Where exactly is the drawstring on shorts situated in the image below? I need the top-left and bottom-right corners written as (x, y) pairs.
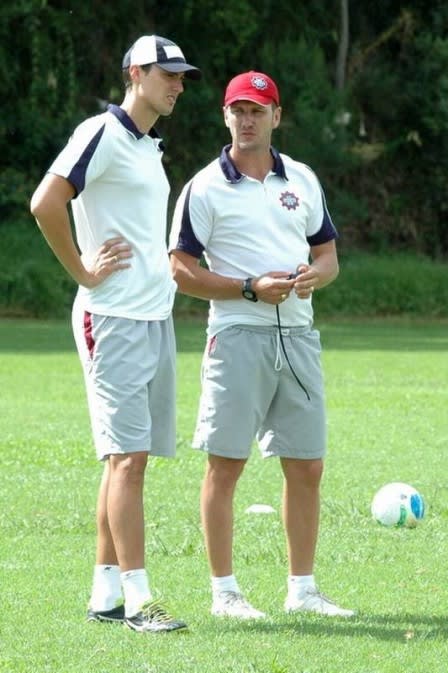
top-left (275, 306), bottom-right (310, 400)
top-left (274, 330), bottom-right (282, 371)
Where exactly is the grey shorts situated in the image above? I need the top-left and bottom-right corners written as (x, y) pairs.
top-left (72, 305), bottom-right (176, 461)
top-left (193, 324), bottom-right (326, 460)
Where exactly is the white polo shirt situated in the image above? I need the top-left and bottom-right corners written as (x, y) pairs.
top-left (49, 104), bottom-right (176, 320)
top-left (169, 145), bottom-right (338, 335)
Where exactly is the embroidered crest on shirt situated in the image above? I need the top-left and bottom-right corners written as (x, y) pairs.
top-left (280, 191), bottom-right (300, 210)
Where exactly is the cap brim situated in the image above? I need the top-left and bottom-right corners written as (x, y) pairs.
top-left (225, 95), bottom-right (272, 107)
top-left (158, 63), bottom-right (202, 80)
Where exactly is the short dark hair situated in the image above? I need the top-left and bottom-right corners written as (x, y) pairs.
top-left (122, 63), bottom-right (153, 90)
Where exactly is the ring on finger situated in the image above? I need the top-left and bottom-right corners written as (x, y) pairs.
top-left (281, 293), bottom-right (287, 300)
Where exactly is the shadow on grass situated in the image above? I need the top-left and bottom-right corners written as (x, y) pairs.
top-left (214, 611), bottom-right (448, 642)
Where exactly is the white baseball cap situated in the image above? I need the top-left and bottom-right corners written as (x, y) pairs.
top-left (122, 35), bottom-right (201, 80)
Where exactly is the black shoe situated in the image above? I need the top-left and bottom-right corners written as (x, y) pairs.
top-left (87, 604), bottom-right (125, 623)
top-left (124, 599), bottom-right (187, 633)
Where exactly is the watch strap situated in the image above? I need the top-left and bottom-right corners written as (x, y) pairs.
top-left (242, 277), bottom-right (258, 302)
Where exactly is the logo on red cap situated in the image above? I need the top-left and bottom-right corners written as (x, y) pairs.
top-left (251, 75), bottom-right (269, 91)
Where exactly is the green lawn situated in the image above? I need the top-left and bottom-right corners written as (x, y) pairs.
top-left (1, 318), bottom-right (448, 673)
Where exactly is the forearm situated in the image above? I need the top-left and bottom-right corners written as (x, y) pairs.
top-left (171, 251), bottom-right (304, 305)
top-left (308, 241), bottom-right (339, 290)
top-left (31, 175), bottom-right (90, 286)
top-left (33, 206), bottom-right (89, 286)
top-left (309, 256), bottom-right (339, 289)
top-left (172, 261), bottom-right (243, 300)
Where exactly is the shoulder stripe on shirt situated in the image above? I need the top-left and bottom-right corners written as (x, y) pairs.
top-left (307, 192), bottom-right (338, 246)
top-left (67, 124), bottom-right (106, 196)
top-left (171, 182), bottom-right (205, 258)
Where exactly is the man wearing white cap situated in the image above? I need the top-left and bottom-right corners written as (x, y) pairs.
top-left (169, 71), bottom-right (354, 619)
top-left (30, 35), bottom-right (200, 633)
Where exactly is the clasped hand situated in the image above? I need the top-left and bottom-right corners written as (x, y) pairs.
top-left (253, 266), bottom-right (316, 304)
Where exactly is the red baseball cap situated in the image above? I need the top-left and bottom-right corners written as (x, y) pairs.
top-left (224, 71), bottom-right (280, 107)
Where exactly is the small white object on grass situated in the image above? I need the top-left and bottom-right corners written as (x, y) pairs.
top-left (245, 504), bottom-right (276, 514)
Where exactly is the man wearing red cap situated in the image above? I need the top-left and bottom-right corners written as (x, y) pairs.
top-left (170, 71), bottom-right (354, 619)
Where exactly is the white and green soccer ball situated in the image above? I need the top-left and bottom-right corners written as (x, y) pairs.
top-left (371, 482), bottom-right (425, 528)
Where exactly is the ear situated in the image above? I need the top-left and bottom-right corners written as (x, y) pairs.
top-left (223, 106), bottom-right (231, 129)
top-left (129, 64), bottom-right (141, 84)
top-left (272, 106), bottom-right (282, 129)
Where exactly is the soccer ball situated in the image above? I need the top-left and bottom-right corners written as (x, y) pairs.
top-left (371, 482), bottom-right (425, 528)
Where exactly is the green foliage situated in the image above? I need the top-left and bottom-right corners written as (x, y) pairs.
top-left (4, 243), bottom-right (445, 320)
top-left (262, 36), bottom-right (361, 227)
top-left (2, 4), bottom-right (79, 172)
top-left (1, 1), bottom-right (448, 319)
top-left (347, 7), bottom-right (448, 256)
top-left (2, 228), bottom-right (447, 323)
top-left (0, 168), bottom-right (35, 220)
top-left (0, 220), bottom-right (75, 317)
top-left (315, 252), bottom-right (448, 318)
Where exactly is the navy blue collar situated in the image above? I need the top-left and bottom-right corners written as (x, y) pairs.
top-left (219, 144), bottom-right (288, 183)
top-left (107, 104), bottom-right (163, 145)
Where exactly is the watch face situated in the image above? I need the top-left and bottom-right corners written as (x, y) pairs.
top-left (242, 278), bottom-right (258, 301)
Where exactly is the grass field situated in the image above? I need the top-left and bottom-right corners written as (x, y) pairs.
top-left (1, 317), bottom-right (448, 673)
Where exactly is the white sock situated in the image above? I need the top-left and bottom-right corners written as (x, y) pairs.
top-left (121, 569), bottom-right (152, 617)
top-left (89, 564), bottom-right (122, 612)
top-left (211, 574), bottom-right (240, 598)
top-left (287, 574), bottom-right (316, 598)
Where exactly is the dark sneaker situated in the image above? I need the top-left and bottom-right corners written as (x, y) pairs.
top-left (87, 604), bottom-right (125, 623)
top-left (125, 599), bottom-right (187, 633)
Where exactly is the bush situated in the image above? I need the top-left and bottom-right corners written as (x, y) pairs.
top-left (314, 252), bottom-right (448, 318)
top-left (2, 226), bottom-right (446, 320)
top-left (0, 219), bottom-right (75, 317)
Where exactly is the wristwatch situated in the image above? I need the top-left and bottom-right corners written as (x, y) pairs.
top-left (242, 277), bottom-right (258, 302)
